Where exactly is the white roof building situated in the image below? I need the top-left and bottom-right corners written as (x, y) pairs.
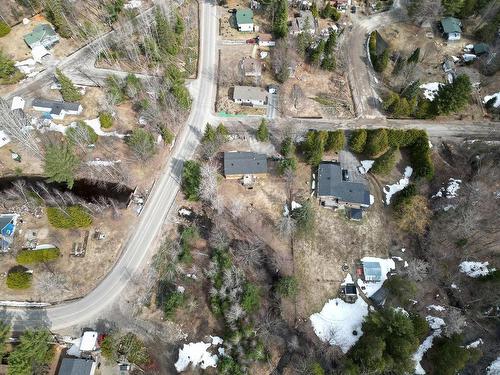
top-left (11, 97), bottom-right (26, 111)
top-left (79, 331), bottom-right (98, 352)
top-left (0, 131), bottom-right (11, 149)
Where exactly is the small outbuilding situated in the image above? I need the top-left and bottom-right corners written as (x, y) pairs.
top-left (236, 8), bottom-right (254, 32)
top-left (440, 17), bottom-right (462, 41)
top-left (24, 24), bottom-right (60, 49)
top-left (362, 261), bottom-right (382, 282)
top-left (0, 214), bottom-right (18, 251)
top-left (290, 10), bottom-right (316, 35)
top-left (473, 43), bottom-right (490, 56)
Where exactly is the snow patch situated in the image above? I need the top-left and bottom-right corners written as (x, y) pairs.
top-left (358, 160), bottom-right (374, 174)
top-left (420, 82), bottom-right (443, 101)
top-left (124, 0), bottom-right (142, 9)
top-left (459, 261), bottom-right (496, 278)
top-left (465, 338), bottom-right (483, 349)
top-left (383, 166), bottom-right (413, 205)
top-left (486, 357), bottom-right (500, 375)
top-left (83, 118), bottom-right (126, 138)
top-left (426, 316), bottom-right (445, 330)
top-left (484, 92), bottom-right (500, 108)
top-left (175, 338), bottom-right (223, 372)
top-left (413, 328), bottom-right (442, 374)
top-left (432, 178), bottom-right (461, 198)
top-left (392, 256), bottom-right (403, 261)
top-left (291, 201), bottom-right (302, 210)
top-left (427, 305), bottom-right (445, 312)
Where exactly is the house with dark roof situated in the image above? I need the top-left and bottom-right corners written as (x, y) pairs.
top-left (58, 358), bottom-right (96, 375)
top-left (24, 24), bottom-right (60, 49)
top-left (0, 214), bottom-right (18, 252)
top-left (223, 152), bottom-right (268, 183)
top-left (316, 162), bottom-right (371, 210)
top-left (32, 98), bottom-right (83, 120)
top-left (440, 17), bottom-right (462, 41)
top-left (290, 10), bottom-right (316, 35)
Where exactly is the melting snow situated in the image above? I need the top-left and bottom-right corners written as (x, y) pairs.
top-left (383, 166), bottom-right (413, 205)
top-left (466, 338), bottom-right (483, 349)
top-left (175, 337), bottom-right (224, 372)
top-left (487, 357), bottom-right (500, 375)
top-left (432, 178), bottom-right (462, 198)
top-left (413, 316), bottom-right (446, 374)
top-left (420, 82), bottom-right (443, 101)
top-left (392, 256), bottom-right (403, 261)
top-left (358, 160), bottom-right (375, 174)
top-left (426, 316), bottom-right (445, 330)
top-left (484, 92), bottom-right (500, 108)
top-left (451, 283), bottom-right (458, 289)
top-left (357, 257), bottom-right (396, 298)
top-left (291, 201), bottom-right (302, 210)
top-left (427, 305), bottom-right (445, 312)
top-left (459, 261), bottom-right (496, 278)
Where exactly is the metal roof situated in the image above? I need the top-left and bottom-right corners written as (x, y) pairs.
top-left (349, 208), bottom-right (363, 221)
top-left (363, 261), bottom-right (382, 282)
top-left (236, 8), bottom-right (254, 25)
top-left (473, 43), bottom-right (489, 55)
top-left (317, 162), bottom-right (370, 205)
top-left (233, 86), bottom-right (268, 102)
top-left (58, 358), bottom-right (95, 375)
top-left (224, 152), bottom-right (267, 176)
top-left (0, 215), bottom-right (15, 233)
top-left (441, 17), bottom-right (462, 34)
top-left (24, 24), bottom-right (57, 46)
top-left (32, 98), bottom-right (81, 114)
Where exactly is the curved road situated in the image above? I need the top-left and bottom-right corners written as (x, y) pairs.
top-left (2, 0), bottom-right (218, 332)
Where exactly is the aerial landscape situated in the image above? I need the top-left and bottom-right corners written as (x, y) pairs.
top-left (0, 0), bottom-right (498, 374)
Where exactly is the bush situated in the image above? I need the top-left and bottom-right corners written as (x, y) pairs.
top-left (16, 248), bottom-right (60, 265)
top-left (371, 147), bottom-right (397, 175)
top-left (47, 206), bottom-right (93, 229)
top-left (56, 68), bottom-right (82, 102)
top-left (276, 276), bottom-right (298, 297)
top-left (241, 283), bottom-right (260, 313)
top-left (391, 183), bottom-right (417, 210)
top-left (387, 129), bottom-right (424, 148)
top-left (171, 83), bottom-right (191, 109)
top-left (66, 122), bottom-right (98, 145)
top-left (303, 130), bottom-right (326, 166)
top-left (179, 226), bottom-right (199, 264)
top-left (163, 290), bottom-right (185, 319)
top-left (278, 157), bottom-right (297, 175)
top-left (291, 200), bottom-right (315, 235)
top-left (160, 127), bottom-right (174, 144)
top-left (349, 129), bottom-right (367, 153)
top-left (409, 134), bottom-right (434, 180)
top-left (0, 50), bottom-right (23, 84)
top-left (281, 136), bottom-right (295, 158)
top-left (0, 21), bottom-right (11, 37)
top-left (126, 129), bottom-right (156, 160)
top-left (105, 75), bottom-right (125, 103)
top-left (365, 129), bottom-right (389, 158)
top-left (6, 266), bottom-right (32, 289)
top-left (324, 130), bottom-right (345, 152)
top-left (309, 362), bottom-right (326, 375)
top-left (99, 112), bottom-right (113, 129)
top-left (385, 275), bottom-right (417, 304)
top-left (181, 160), bottom-right (201, 200)
top-left (100, 335), bottom-right (116, 361)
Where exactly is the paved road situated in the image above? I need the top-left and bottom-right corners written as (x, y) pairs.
top-left (0, 0), bottom-right (218, 332)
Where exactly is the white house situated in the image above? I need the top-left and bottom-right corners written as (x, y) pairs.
top-left (440, 17), bottom-right (462, 41)
top-left (32, 98), bottom-right (83, 120)
top-left (233, 86), bottom-right (268, 106)
top-left (236, 9), bottom-right (254, 32)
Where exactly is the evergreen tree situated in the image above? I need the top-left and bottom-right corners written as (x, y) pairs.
top-left (155, 10), bottom-right (178, 56)
top-left (324, 130), bottom-right (345, 151)
top-left (311, 2), bottom-right (319, 18)
top-left (428, 334), bottom-right (479, 375)
top-left (407, 47), bottom-right (420, 64)
top-left (273, 0), bottom-right (289, 38)
top-left (434, 74), bottom-right (472, 115)
top-left (443, 0), bottom-right (465, 15)
top-left (8, 330), bottom-right (54, 375)
top-left (349, 129), bottom-right (367, 153)
top-left (0, 321), bottom-right (10, 354)
top-left (44, 0), bottom-right (72, 38)
top-left (0, 50), bottom-right (16, 79)
top-left (401, 80), bottom-right (420, 100)
top-left (256, 119), bottom-right (269, 141)
top-left (44, 142), bottom-right (80, 189)
top-left (365, 129), bottom-right (389, 157)
top-left (392, 55), bottom-right (406, 75)
top-left (56, 68), bottom-right (82, 102)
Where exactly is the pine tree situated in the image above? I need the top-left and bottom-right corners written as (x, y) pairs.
top-left (0, 50), bottom-right (16, 79)
top-left (56, 68), bottom-right (82, 102)
top-left (44, 0), bottom-right (72, 38)
top-left (44, 142), bottom-right (80, 189)
top-left (256, 119), bottom-right (269, 141)
top-left (434, 74), bottom-right (471, 115)
top-left (155, 10), bottom-right (178, 56)
top-left (273, 0), bottom-right (289, 38)
top-left (407, 48), bottom-right (420, 64)
top-left (8, 330), bottom-right (54, 375)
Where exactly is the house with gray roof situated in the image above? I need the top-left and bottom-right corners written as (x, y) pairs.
top-left (233, 86), bottom-right (268, 106)
top-left (0, 214), bottom-right (18, 252)
top-left (58, 358), bottom-right (96, 375)
top-left (440, 17), bottom-right (462, 41)
top-left (223, 152), bottom-right (268, 182)
top-left (290, 10), bottom-right (316, 35)
top-left (32, 98), bottom-right (83, 120)
top-left (317, 162), bottom-right (371, 210)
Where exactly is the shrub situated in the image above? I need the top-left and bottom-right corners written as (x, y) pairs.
top-left (171, 83), bottom-right (191, 109)
top-left (291, 200), bottom-right (315, 235)
top-left (409, 134), bottom-right (434, 180)
top-left (280, 136), bottom-right (295, 158)
top-left (278, 157), bottom-right (297, 175)
top-left (163, 290), bottom-right (185, 319)
top-left (309, 362), bottom-right (326, 375)
top-left (16, 248), bottom-right (60, 265)
top-left (349, 129), bottom-right (367, 153)
top-left (99, 112), bottom-right (113, 129)
top-left (179, 226), bottom-right (199, 264)
top-left (6, 266), bottom-right (32, 289)
top-left (160, 127), bottom-right (174, 144)
top-left (43, 142), bottom-right (80, 189)
top-left (385, 275), bottom-right (417, 304)
top-left (0, 21), bottom-right (11, 37)
top-left (391, 183), bottom-right (417, 210)
top-left (411, 312), bottom-right (430, 341)
top-left (118, 333), bottom-right (150, 366)
top-left (241, 283), bottom-right (260, 313)
top-left (105, 75), bottom-right (125, 103)
top-left (371, 147), bottom-right (397, 175)
top-left (0, 50), bottom-right (22, 84)
top-left (126, 129), bottom-right (156, 160)
top-left (387, 129), bottom-right (424, 148)
top-left (324, 130), bottom-right (345, 152)
top-left (47, 206), bottom-right (93, 229)
top-left (365, 129), bottom-right (389, 158)
top-left (181, 160), bottom-right (201, 200)
top-left (303, 130), bottom-right (326, 166)
top-left (100, 335), bottom-right (116, 360)
top-left (66, 121), bottom-right (98, 145)
top-left (276, 276), bottom-right (298, 297)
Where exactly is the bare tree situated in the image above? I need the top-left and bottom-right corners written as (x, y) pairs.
top-left (199, 162), bottom-right (219, 207)
top-left (407, 0), bottom-right (442, 25)
top-left (231, 240), bottom-right (264, 268)
top-left (0, 99), bottom-right (43, 159)
top-left (36, 272), bottom-right (69, 298)
top-left (278, 215), bottom-right (296, 238)
top-left (444, 308), bottom-right (467, 337)
top-left (405, 258), bottom-right (429, 282)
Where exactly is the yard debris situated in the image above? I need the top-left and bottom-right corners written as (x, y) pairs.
top-left (11, 96), bottom-right (25, 110)
top-left (427, 305), bottom-right (446, 312)
top-left (459, 261), bottom-right (496, 278)
top-left (383, 166), bottom-right (413, 205)
top-left (432, 178), bottom-right (461, 198)
top-left (124, 0), bottom-right (142, 9)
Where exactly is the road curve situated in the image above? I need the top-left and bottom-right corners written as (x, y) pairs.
top-left (1, 0), bottom-right (218, 332)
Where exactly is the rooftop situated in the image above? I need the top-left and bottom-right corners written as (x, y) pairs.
top-left (236, 8), bottom-right (254, 25)
top-left (58, 358), bottom-right (95, 375)
top-left (233, 86), bottom-right (268, 102)
top-left (32, 98), bottom-right (81, 115)
top-left (317, 162), bottom-right (370, 206)
top-left (473, 43), bottom-right (489, 55)
top-left (24, 24), bottom-right (57, 46)
top-left (224, 151), bottom-right (268, 176)
top-left (441, 17), bottom-right (462, 34)
top-left (363, 261), bottom-right (382, 282)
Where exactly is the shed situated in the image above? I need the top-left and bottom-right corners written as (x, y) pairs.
top-left (362, 261), bottom-right (382, 282)
top-left (24, 24), bottom-right (60, 49)
top-left (240, 58), bottom-right (262, 77)
top-left (348, 208), bottom-right (363, 221)
top-left (223, 151), bottom-right (268, 179)
top-left (58, 358), bottom-right (96, 375)
top-left (236, 9), bottom-right (254, 32)
top-left (370, 286), bottom-right (389, 307)
top-left (440, 17), bottom-right (461, 41)
top-left (473, 43), bottom-right (489, 56)
top-left (79, 331), bottom-right (98, 352)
